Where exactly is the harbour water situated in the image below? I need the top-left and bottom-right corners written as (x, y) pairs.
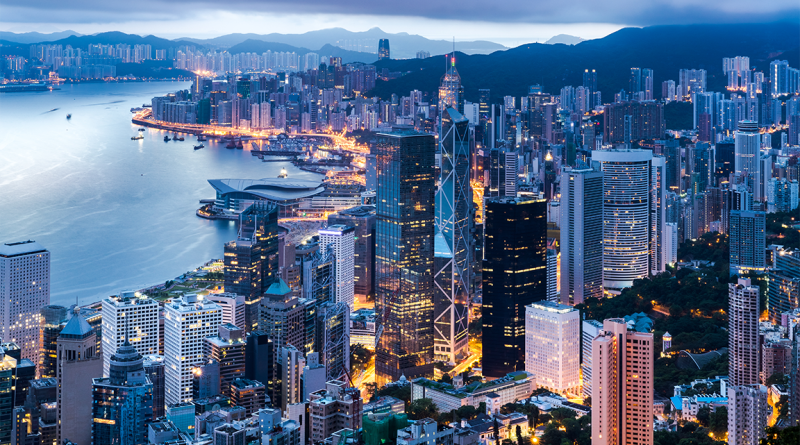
top-left (0, 81), bottom-right (321, 305)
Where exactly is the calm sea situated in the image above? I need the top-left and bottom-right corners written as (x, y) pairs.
top-left (0, 81), bottom-right (320, 305)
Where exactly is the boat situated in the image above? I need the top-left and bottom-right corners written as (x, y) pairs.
top-left (176, 136), bottom-right (185, 141)
top-left (277, 168), bottom-right (288, 178)
top-left (66, 114), bottom-right (71, 119)
top-left (236, 139), bottom-right (244, 149)
top-left (194, 144), bottom-right (204, 150)
top-left (197, 135), bottom-right (207, 141)
top-left (226, 140), bottom-right (236, 149)
top-left (164, 135), bottom-right (171, 142)
top-left (138, 128), bottom-right (146, 131)
top-left (131, 135), bottom-right (144, 140)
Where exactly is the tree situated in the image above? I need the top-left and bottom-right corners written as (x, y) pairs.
top-left (493, 418), bottom-right (500, 443)
top-left (408, 398), bottom-right (438, 420)
top-left (708, 407), bottom-right (727, 435)
top-left (549, 407), bottom-right (577, 422)
top-left (696, 406), bottom-right (711, 427)
top-left (765, 372), bottom-right (788, 386)
top-left (515, 425), bottom-right (523, 445)
top-left (761, 426), bottom-right (800, 444)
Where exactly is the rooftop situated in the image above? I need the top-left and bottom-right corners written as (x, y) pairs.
top-left (208, 178), bottom-right (324, 202)
top-left (0, 240), bottom-right (47, 257)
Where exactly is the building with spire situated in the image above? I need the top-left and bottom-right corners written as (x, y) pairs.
top-left (434, 107), bottom-right (472, 364)
top-left (438, 54), bottom-right (462, 115)
top-left (57, 312), bottom-right (103, 445)
top-left (91, 339), bottom-right (154, 445)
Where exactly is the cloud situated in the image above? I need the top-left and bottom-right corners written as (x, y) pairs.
top-left (2, 0), bottom-right (798, 26)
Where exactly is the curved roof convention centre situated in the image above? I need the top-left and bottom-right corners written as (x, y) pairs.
top-left (208, 178), bottom-right (325, 202)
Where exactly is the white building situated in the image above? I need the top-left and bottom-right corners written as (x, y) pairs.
top-left (101, 291), bottom-right (160, 377)
top-left (581, 319), bottom-right (603, 398)
top-left (0, 241), bottom-right (50, 363)
top-left (319, 225), bottom-right (355, 310)
top-left (524, 302), bottom-right (581, 395)
top-left (735, 121), bottom-right (761, 199)
top-left (727, 384), bottom-right (769, 445)
top-left (163, 294), bottom-right (222, 405)
top-left (205, 292), bottom-right (246, 330)
top-left (729, 279), bottom-right (760, 386)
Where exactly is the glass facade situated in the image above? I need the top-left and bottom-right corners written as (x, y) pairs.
top-left (482, 197), bottom-right (547, 378)
top-left (373, 130), bottom-right (436, 385)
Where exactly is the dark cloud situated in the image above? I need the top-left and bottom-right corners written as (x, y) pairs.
top-left (2, 0), bottom-right (799, 25)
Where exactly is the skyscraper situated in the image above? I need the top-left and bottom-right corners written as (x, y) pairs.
top-left (735, 121), bottom-right (761, 199)
top-left (373, 130), bottom-right (436, 385)
top-left (559, 167), bottom-right (604, 305)
top-left (163, 294), bottom-right (222, 405)
top-left (91, 340), bottom-right (154, 445)
top-left (328, 206), bottom-right (376, 302)
top-left (57, 313), bottom-right (102, 445)
top-left (729, 279), bottom-right (760, 387)
top-left (204, 323), bottom-right (247, 397)
top-left (101, 291), bottom-right (160, 377)
top-left (729, 210), bottom-right (766, 276)
top-left (524, 302), bottom-right (580, 395)
top-left (434, 107), bottom-right (472, 364)
top-left (482, 197), bottom-right (547, 377)
top-left (727, 384), bottom-right (769, 445)
top-left (0, 347), bottom-right (16, 445)
top-left (767, 251), bottom-right (800, 323)
top-left (245, 331), bottom-right (275, 405)
top-left (438, 55), bottom-right (461, 114)
top-left (580, 319), bottom-right (603, 398)
top-left (317, 302), bottom-right (350, 382)
top-left (143, 355), bottom-right (165, 419)
top-left (629, 67), bottom-right (642, 95)
top-left (591, 318), bottom-right (654, 445)
top-left (319, 225), bottom-right (356, 310)
top-left (592, 149), bottom-right (655, 293)
top-left (378, 39), bottom-right (390, 60)
top-left (1, 241), bottom-right (50, 363)
top-left (38, 305), bottom-right (68, 379)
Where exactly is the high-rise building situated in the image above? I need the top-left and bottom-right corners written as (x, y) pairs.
top-left (438, 55), bottom-right (461, 114)
top-left (302, 245), bottom-right (335, 304)
top-left (524, 302), bottom-right (580, 395)
top-left (101, 291), bottom-right (160, 377)
top-left (319, 225), bottom-right (356, 310)
top-left (317, 302), bottom-right (350, 382)
top-left (0, 347), bottom-right (16, 445)
top-left (603, 102), bottom-right (665, 143)
top-left (205, 293), bottom-right (246, 330)
top-left (580, 319), bottom-right (603, 398)
top-left (143, 355), bottom-right (165, 418)
top-left (12, 387), bottom-right (40, 445)
top-left (1, 241), bottom-right (50, 363)
top-left (57, 313), bottom-right (102, 445)
top-left (192, 359), bottom-right (220, 400)
top-left (642, 68), bottom-right (654, 100)
top-left (735, 121), bottom-right (761, 199)
top-left (729, 279), bottom-right (760, 386)
top-left (38, 305), bottom-right (68, 379)
top-left (245, 331), bottom-right (275, 405)
top-left (163, 294), bottom-right (222, 405)
top-left (230, 378), bottom-right (266, 417)
top-left (559, 167), bottom-right (604, 305)
top-left (729, 210), bottom-right (766, 276)
top-left (204, 323), bottom-right (247, 397)
top-left (378, 39), bottom-right (390, 60)
top-left (328, 206), bottom-right (376, 302)
top-left (727, 384), bottom-right (769, 445)
top-left (767, 251), bottom-right (800, 323)
top-left (591, 318), bottom-right (654, 445)
top-left (434, 107), bottom-right (472, 364)
top-left (373, 131), bottom-right (436, 385)
top-left (629, 67), bottom-right (642, 95)
top-left (276, 346), bottom-right (305, 412)
top-left (592, 149), bottom-right (656, 293)
top-left (91, 340), bottom-right (154, 445)
top-left (308, 380), bottom-right (362, 443)
top-left (482, 197), bottom-right (547, 377)
top-left (259, 279), bottom-right (307, 353)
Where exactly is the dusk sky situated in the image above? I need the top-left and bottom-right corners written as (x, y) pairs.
top-left (2, 0), bottom-right (799, 45)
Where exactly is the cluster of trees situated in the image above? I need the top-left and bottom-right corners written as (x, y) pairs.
top-left (537, 409), bottom-right (591, 445)
top-left (766, 211), bottom-right (800, 250)
top-left (654, 420), bottom-right (727, 445)
top-left (350, 343), bottom-right (373, 374)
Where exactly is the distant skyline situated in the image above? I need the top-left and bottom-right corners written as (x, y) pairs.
top-left (2, 0), bottom-right (798, 47)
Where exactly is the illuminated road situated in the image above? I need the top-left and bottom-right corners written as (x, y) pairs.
top-left (356, 362), bottom-right (376, 401)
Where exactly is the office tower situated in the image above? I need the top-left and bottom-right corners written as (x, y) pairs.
top-left (729, 279), bottom-right (760, 386)
top-left (1, 241), bottom-right (50, 363)
top-left (302, 245), bottom-right (335, 304)
top-left (768, 251), bottom-right (800, 323)
top-left (591, 318), bottom-right (654, 445)
top-left (319, 225), bottom-right (356, 310)
top-left (328, 206), bottom-right (376, 302)
top-left (276, 346), bottom-right (305, 412)
top-left (316, 302), bottom-right (350, 382)
top-left (378, 39), bottom-right (390, 60)
top-left (91, 340), bottom-right (154, 445)
top-left (583, 69), bottom-right (597, 95)
top-left (12, 389), bottom-right (40, 445)
top-left (165, 402), bottom-right (195, 435)
top-left (438, 55), bottom-right (461, 113)
top-left (433, 107), bottom-right (472, 364)
top-left (482, 197), bottom-right (547, 377)
top-left (302, 352), bottom-right (327, 401)
top-left (559, 167), bottom-right (603, 305)
top-left (163, 294), bottom-right (222, 405)
top-left (205, 324), bottom-right (246, 397)
top-left (38, 305), bottom-right (67, 379)
top-left (546, 249), bottom-right (559, 302)
top-left (524, 302), bottom-right (580, 395)
top-left (245, 331), bottom-right (274, 404)
top-left (629, 67), bottom-right (641, 95)
top-left (642, 68), bottom-right (654, 100)
top-left (259, 279), bottom-right (306, 352)
top-left (3, 342), bottom-right (35, 408)
top-left (56, 313), bottom-right (102, 445)
top-left (679, 69), bottom-right (707, 99)
top-left (581, 319), bottom-right (603, 398)
top-left (592, 149), bottom-right (654, 293)
top-left (308, 380), bottom-right (362, 443)
top-left (212, 424), bottom-right (246, 445)
top-left (373, 131), bottom-right (436, 385)
top-left (478, 89), bottom-right (491, 125)
top-left (224, 202), bottom-right (279, 332)
top-left (0, 347), bottom-right (15, 445)
top-left (602, 101), bottom-right (665, 143)
top-left (735, 120), bottom-right (760, 186)
top-left (143, 355), bottom-right (165, 418)
top-left (230, 378), bottom-right (265, 417)
top-left (101, 291), bottom-right (159, 377)
top-left (727, 384), bottom-right (769, 445)
top-left (729, 210), bottom-right (766, 276)
top-left (663, 139), bottom-right (682, 192)
top-left (205, 293), bottom-right (246, 330)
